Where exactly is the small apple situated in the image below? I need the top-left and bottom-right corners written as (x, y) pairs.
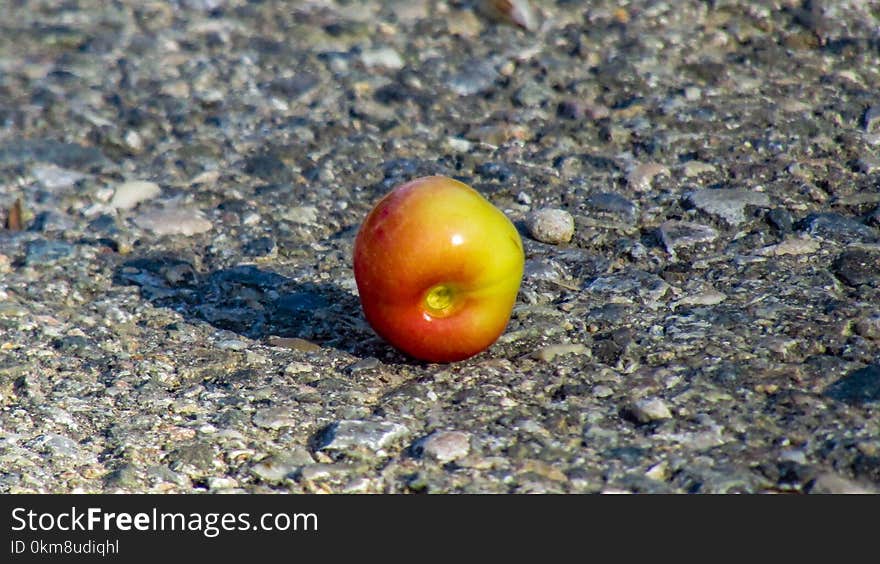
top-left (353, 175), bottom-right (524, 362)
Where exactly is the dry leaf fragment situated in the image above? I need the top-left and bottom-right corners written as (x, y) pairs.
top-left (5, 198), bottom-right (23, 231)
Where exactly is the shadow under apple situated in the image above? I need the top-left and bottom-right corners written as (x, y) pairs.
top-left (112, 252), bottom-right (387, 358)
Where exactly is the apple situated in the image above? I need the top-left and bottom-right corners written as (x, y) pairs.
top-left (353, 175), bottom-right (525, 362)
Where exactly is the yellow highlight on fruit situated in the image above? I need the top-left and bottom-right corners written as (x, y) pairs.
top-left (425, 284), bottom-right (454, 315)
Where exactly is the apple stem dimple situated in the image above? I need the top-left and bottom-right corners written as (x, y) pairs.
top-left (424, 284), bottom-right (454, 315)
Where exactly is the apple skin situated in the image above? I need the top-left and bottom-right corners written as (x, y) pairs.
top-left (353, 175), bottom-right (525, 363)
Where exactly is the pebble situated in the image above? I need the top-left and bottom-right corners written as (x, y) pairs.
top-left (412, 431), bottom-right (471, 462)
top-left (533, 343), bottom-right (588, 362)
top-left (283, 206), bottom-right (318, 225)
top-left (253, 407), bottom-right (297, 430)
top-left (30, 211), bottom-right (76, 233)
top-left (513, 82), bottom-right (553, 107)
top-left (267, 74), bottom-right (318, 101)
top-left (824, 365), bottom-right (880, 406)
top-left (681, 161), bottom-right (717, 177)
top-left (684, 188), bottom-right (770, 226)
top-left (34, 434), bottom-right (81, 458)
top-left (251, 448), bottom-right (315, 483)
top-left (855, 155), bottom-right (880, 174)
top-left (657, 220), bottom-right (719, 254)
top-left (345, 357), bottom-right (380, 374)
top-left (216, 339), bottom-right (248, 351)
top-left (587, 269), bottom-right (670, 302)
top-left (526, 208), bottom-right (575, 244)
top-left (105, 464), bottom-right (141, 489)
top-left (243, 152), bottom-right (291, 182)
top-left (766, 208), bottom-right (794, 233)
top-left (31, 164), bottom-right (86, 191)
top-left (557, 100), bottom-right (611, 121)
top-left (854, 314), bottom-right (880, 341)
top-left (267, 337), bottom-right (322, 352)
top-left (445, 137), bottom-right (472, 152)
top-left (167, 442), bottom-right (215, 472)
top-left (832, 249), bottom-right (880, 286)
top-left (624, 398), bottom-right (673, 424)
top-left (298, 463), bottom-right (354, 482)
top-left (447, 59), bottom-right (498, 96)
top-left (0, 139), bottom-right (106, 170)
top-left (284, 361), bottom-right (313, 375)
top-left (810, 472), bottom-right (877, 494)
top-left (133, 207), bottom-right (213, 235)
top-left (796, 213), bottom-right (879, 243)
top-left (24, 240), bottom-right (75, 265)
top-left (627, 162), bottom-right (670, 191)
top-left (671, 290), bottom-right (727, 309)
top-left (360, 47), bottom-right (404, 69)
top-left (314, 420), bottom-right (409, 452)
top-left (586, 192), bottom-right (637, 220)
top-left (863, 105), bottom-right (880, 133)
top-left (110, 180), bottom-right (162, 210)
top-left (757, 237), bottom-right (820, 256)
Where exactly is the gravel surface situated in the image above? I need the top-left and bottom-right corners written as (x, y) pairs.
top-left (1, 0), bottom-right (880, 494)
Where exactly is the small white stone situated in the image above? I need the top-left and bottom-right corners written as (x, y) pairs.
top-left (31, 164), bottom-right (86, 191)
top-left (284, 361), bottom-right (312, 375)
top-left (516, 191), bottom-right (532, 205)
top-left (629, 397), bottom-right (673, 423)
top-left (758, 237), bottom-right (820, 256)
top-left (360, 47), bottom-right (404, 69)
top-left (283, 206), bottom-right (318, 225)
top-left (124, 130), bottom-right (144, 152)
top-left (527, 208), bottom-right (574, 245)
top-left (682, 160), bottom-right (717, 177)
top-left (445, 137), bottom-right (473, 152)
top-left (417, 431), bottom-right (471, 462)
top-left (133, 207), bottom-right (213, 236)
top-left (627, 162), bottom-right (670, 191)
top-left (533, 343), bottom-right (587, 362)
top-left (111, 181), bottom-right (162, 210)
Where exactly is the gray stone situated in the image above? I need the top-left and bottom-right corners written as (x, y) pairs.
top-left (796, 213), bottom-right (879, 243)
top-left (314, 420), bottom-right (409, 452)
top-left (0, 139), bottom-right (107, 169)
top-left (684, 188), bottom-right (770, 225)
top-left (447, 59), bottom-right (498, 96)
top-left (824, 365), bottom-right (880, 406)
top-left (253, 407), bottom-right (297, 430)
top-left (251, 448), bottom-right (315, 483)
top-left (133, 208), bottom-right (213, 235)
top-left (167, 442), bottom-right (215, 472)
top-left (657, 220), bottom-right (719, 254)
top-left (360, 47), bottom-right (404, 69)
top-left (104, 464), bottom-right (141, 489)
top-left (526, 208), bottom-right (575, 244)
top-left (412, 431), bottom-right (471, 462)
top-left (513, 82), bottom-right (553, 107)
top-left (624, 398), bottom-right (673, 424)
top-left (863, 105), bottom-right (880, 133)
top-left (587, 192), bottom-right (637, 220)
top-left (31, 164), bottom-right (87, 190)
top-left (35, 434), bottom-right (81, 458)
top-left (832, 250), bottom-right (880, 286)
top-left (810, 472), bottom-right (877, 494)
top-left (110, 180), bottom-right (162, 210)
top-left (24, 240), bottom-right (75, 265)
top-left (587, 269), bottom-right (670, 301)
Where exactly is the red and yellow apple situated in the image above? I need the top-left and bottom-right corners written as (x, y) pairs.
top-left (353, 175), bottom-right (524, 362)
